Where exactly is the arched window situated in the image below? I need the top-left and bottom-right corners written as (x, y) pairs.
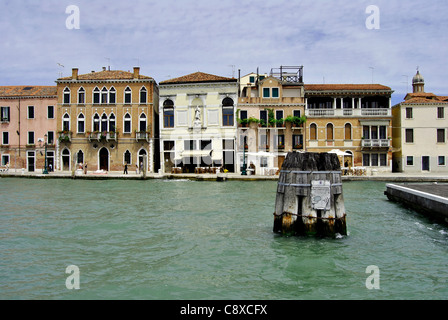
top-left (77, 113), bottom-right (85, 133)
top-left (62, 113), bottom-right (70, 131)
top-left (310, 123), bottom-right (317, 140)
top-left (222, 97), bottom-right (234, 126)
top-left (109, 113), bottom-right (116, 132)
top-left (78, 87), bottom-right (85, 104)
top-left (63, 87), bottom-right (71, 104)
top-left (93, 87), bottom-right (100, 104)
top-left (93, 113), bottom-right (100, 131)
top-left (140, 87), bottom-right (147, 104)
top-left (124, 150), bottom-right (131, 165)
top-left (101, 113), bottom-right (108, 132)
top-left (109, 87), bottom-right (116, 104)
top-left (77, 150), bottom-right (84, 164)
top-left (124, 113), bottom-right (131, 133)
top-left (326, 123), bottom-right (334, 140)
top-left (139, 113), bottom-right (147, 132)
top-left (163, 100), bottom-right (174, 128)
top-left (345, 123), bottom-right (352, 140)
top-left (101, 87), bottom-right (108, 104)
top-left (124, 87), bottom-right (132, 104)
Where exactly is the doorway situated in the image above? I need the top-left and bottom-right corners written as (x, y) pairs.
top-left (27, 151), bottom-right (35, 172)
top-left (62, 149), bottom-right (70, 171)
top-left (99, 147), bottom-right (109, 171)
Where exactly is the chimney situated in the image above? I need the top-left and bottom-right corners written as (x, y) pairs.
top-left (133, 67), bottom-right (140, 79)
top-left (72, 68), bottom-right (79, 80)
top-left (102, 67), bottom-right (106, 71)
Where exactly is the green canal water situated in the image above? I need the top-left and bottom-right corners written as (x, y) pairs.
top-left (1, 178), bottom-right (447, 300)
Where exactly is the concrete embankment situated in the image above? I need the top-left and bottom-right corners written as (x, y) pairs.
top-left (385, 183), bottom-right (448, 224)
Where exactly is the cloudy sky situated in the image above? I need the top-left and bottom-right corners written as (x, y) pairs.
top-left (1, 0), bottom-right (447, 104)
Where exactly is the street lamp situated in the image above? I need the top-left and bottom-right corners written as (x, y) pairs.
top-left (43, 134), bottom-right (48, 174)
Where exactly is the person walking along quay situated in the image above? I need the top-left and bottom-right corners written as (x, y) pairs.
top-left (124, 163), bottom-right (128, 175)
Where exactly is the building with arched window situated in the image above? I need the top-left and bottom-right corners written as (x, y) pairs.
top-left (304, 83), bottom-right (394, 173)
top-left (158, 72), bottom-right (238, 174)
top-left (55, 67), bottom-right (159, 173)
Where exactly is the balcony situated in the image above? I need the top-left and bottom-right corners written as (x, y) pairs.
top-left (107, 131), bottom-right (118, 142)
top-left (58, 131), bottom-right (72, 143)
top-left (306, 108), bottom-right (391, 117)
top-left (362, 139), bottom-right (390, 148)
top-left (136, 131), bottom-right (150, 143)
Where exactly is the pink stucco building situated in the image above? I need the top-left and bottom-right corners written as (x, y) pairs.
top-left (0, 86), bottom-right (57, 172)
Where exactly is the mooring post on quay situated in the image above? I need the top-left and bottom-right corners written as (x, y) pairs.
top-left (273, 152), bottom-right (347, 238)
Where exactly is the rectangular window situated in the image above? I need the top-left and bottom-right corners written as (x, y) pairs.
top-left (363, 126), bottom-right (370, 139)
top-left (223, 139), bottom-right (234, 151)
top-left (379, 126), bottom-right (387, 140)
top-left (28, 106), bottom-right (34, 119)
top-left (201, 140), bottom-right (212, 150)
top-left (437, 129), bottom-right (446, 143)
top-left (293, 134), bottom-right (303, 149)
top-left (263, 88), bottom-right (270, 98)
top-left (371, 153), bottom-right (379, 166)
top-left (275, 134), bottom-right (285, 149)
top-left (47, 131), bottom-right (54, 145)
top-left (164, 108), bottom-right (174, 128)
top-left (380, 154), bottom-right (387, 166)
top-left (405, 107), bottom-right (413, 119)
top-left (184, 140), bottom-right (196, 151)
top-left (363, 153), bottom-right (370, 166)
top-left (406, 156), bottom-right (414, 166)
top-left (47, 106), bottom-right (54, 119)
top-left (240, 110), bottom-right (248, 120)
top-left (437, 107), bottom-right (445, 119)
top-left (2, 132), bottom-right (9, 145)
top-left (438, 156), bottom-right (446, 166)
top-left (405, 129), bottom-right (414, 143)
top-left (222, 107), bottom-right (234, 126)
top-left (249, 76), bottom-right (255, 83)
top-left (2, 154), bottom-right (10, 166)
top-left (28, 131), bottom-right (35, 145)
top-left (260, 157), bottom-right (268, 168)
top-left (260, 110), bottom-right (267, 127)
top-left (1, 106), bottom-right (10, 122)
top-left (293, 110), bottom-right (301, 118)
top-left (272, 88), bottom-right (279, 98)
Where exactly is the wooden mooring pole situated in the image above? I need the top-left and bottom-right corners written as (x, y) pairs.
top-left (273, 152), bottom-right (347, 238)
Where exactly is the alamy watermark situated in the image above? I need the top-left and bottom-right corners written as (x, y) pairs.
top-left (65, 265), bottom-right (80, 290)
top-left (365, 5), bottom-right (380, 30)
top-left (365, 265), bottom-right (380, 290)
top-left (66, 5), bottom-right (80, 30)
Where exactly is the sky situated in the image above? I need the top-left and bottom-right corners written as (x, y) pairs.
top-left (1, 0), bottom-right (447, 105)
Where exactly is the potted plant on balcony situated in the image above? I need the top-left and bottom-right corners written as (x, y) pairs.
top-left (258, 119), bottom-right (267, 127)
top-left (284, 115), bottom-right (295, 126)
top-left (238, 118), bottom-right (249, 127)
top-left (293, 143), bottom-right (303, 150)
top-left (247, 117), bottom-right (260, 126)
top-left (276, 118), bottom-right (285, 127)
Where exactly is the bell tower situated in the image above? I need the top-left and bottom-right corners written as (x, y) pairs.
top-left (412, 68), bottom-right (425, 93)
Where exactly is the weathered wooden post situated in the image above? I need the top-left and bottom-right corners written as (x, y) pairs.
top-left (273, 152), bottom-right (347, 237)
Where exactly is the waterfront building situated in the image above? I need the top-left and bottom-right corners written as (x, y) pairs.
top-left (55, 67), bottom-right (159, 172)
top-left (392, 70), bottom-right (448, 173)
top-left (0, 86), bottom-right (57, 172)
top-left (158, 72), bottom-right (238, 173)
top-left (237, 66), bottom-right (306, 174)
top-left (304, 83), bottom-right (394, 173)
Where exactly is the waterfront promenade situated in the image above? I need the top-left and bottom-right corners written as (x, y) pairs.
top-left (1, 169), bottom-right (447, 182)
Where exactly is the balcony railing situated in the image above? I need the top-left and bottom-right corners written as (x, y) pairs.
top-left (107, 131), bottom-right (118, 142)
top-left (362, 139), bottom-right (390, 148)
top-left (58, 131), bottom-right (72, 143)
top-left (136, 131), bottom-right (150, 142)
top-left (306, 108), bottom-right (391, 117)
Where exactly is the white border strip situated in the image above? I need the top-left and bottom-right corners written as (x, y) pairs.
top-left (386, 184), bottom-right (448, 205)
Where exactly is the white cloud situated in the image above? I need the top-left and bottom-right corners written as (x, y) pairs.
top-left (0, 0), bottom-right (447, 103)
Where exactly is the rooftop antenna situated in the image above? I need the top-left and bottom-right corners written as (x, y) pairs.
top-left (369, 67), bottom-right (374, 84)
top-left (402, 75), bottom-right (409, 94)
top-left (57, 63), bottom-right (64, 78)
top-left (105, 57), bottom-right (111, 71)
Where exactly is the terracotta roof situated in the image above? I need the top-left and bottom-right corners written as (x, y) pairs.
top-left (0, 86), bottom-right (57, 98)
top-left (160, 72), bottom-right (236, 84)
top-left (305, 84), bottom-right (392, 91)
top-left (58, 70), bottom-right (152, 81)
top-left (402, 95), bottom-right (448, 105)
